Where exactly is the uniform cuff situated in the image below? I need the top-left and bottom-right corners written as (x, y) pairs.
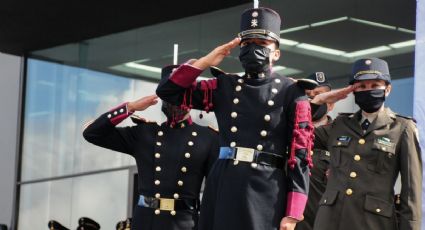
top-left (169, 62), bottom-right (203, 88)
top-left (107, 102), bottom-right (133, 125)
top-left (286, 191), bottom-right (308, 221)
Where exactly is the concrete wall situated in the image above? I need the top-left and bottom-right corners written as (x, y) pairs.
top-left (0, 52), bottom-right (22, 229)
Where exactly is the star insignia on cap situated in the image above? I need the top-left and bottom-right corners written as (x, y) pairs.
top-left (252, 11), bottom-right (258, 17)
top-left (315, 72), bottom-right (325, 83)
top-left (251, 19), bottom-right (258, 27)
top-left (365, 59), bottom-right (372, 65)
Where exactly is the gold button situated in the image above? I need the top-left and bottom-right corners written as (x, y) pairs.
top-left (192, 132), bottom-right (197, 136)
top-left (233, 98), bottom-right (239, 104)
top-left (230, 142), bottom-right (236, 147)
top-left (238, 79), bottom-right (244, 84)
top-left (231, 126), bottom-right (238, 132)
top-left (337, 142), bottom-right (342, 146)
top-left (271, 88), bottom-right (278, 94)
top-left (264, 114), bottom-right (271, 122)
top-left (257, 145), bottom-right (263, 151)
top-left (231, 112), bottom-right (238, 118)
top-left (188, 141), bottom-right (194, 146)
top-left (155, 209), bottom-right (160, 215)
top-left (155, 153), bottom-right (161, 158)
top-left (177, 180), bottom-right (183, 186)
top-left (323, 199), bottom-right (327, 203)
top-left (155, 193), bottom-right (161, 198)
top-left (376, 208), bottom-right (381, 213)
top-left (260, 130), bottom-right (267, 137)
top-left (350, 172), bottom-right (357, 178)
top-left (184, 153), bottom-right (191, 158)
top-left (381, 147), bottom-right (386, 151)
top-left (251, 163), bottom-right (258, 168)
top-left (275, 79), bottom-right (281, 83)
top-left (155, 166), bottom-right (161, 172)
top-left (267, 100), bottom-right (275, 106)
top-left (181, 167), bottom-right (187, 173)
top-left (346, 188), bottom-right (353, 195)
top-left (170, 210), bottom-right (176, 216)
top-left (358, 139), bottom-right (365, 145)
top-left (156, 142), bottom-right (162, 146)
top-left (354, 155), bottom-right (361, 161)
top-left (233, 160), bottom-right (239, 165)
top-left (235, 85), bottom-right (242, 92)
top-left (158, 131), bottom-right (163, 136)
top-left (173, 193), bottom-right (179, 199)
top-left (155, 180), bottom-right (160, 185)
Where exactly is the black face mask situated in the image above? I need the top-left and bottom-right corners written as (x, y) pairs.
top-left (312, 103), bottom-right (328, 122)
top-left (354, 89), bottom-right (386, 113)
top-left (239, 43), bottom-right (271, 74)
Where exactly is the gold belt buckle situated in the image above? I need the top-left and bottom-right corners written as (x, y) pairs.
top-left (235, 147), bottom-right (255, 162)
top-left (159, 198), bottom-right (175, 211)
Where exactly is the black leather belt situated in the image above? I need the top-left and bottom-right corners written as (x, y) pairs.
top-left (219, 147), bottom-right (284, 169)
top-left (138, 195), bottom-right (199, 211)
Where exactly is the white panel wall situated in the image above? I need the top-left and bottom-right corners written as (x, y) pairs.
top-left (0, 52), bottom-right (22, 229)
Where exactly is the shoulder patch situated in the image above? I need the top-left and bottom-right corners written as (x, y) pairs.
top-left (130, 114), bottom-right (156, 124)
top-left (82, 119), bottom-right (95, 131)
top-left (208, 125), bottom-right (219, 133)
top-left (395, 114), bottom-right (416, 123)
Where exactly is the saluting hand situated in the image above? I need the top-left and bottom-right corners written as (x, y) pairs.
top-left (127, 94), bottom-right (159, 112)
top-left (310, 85), bottom-right (354, 105)
top-left (193, 37), bottom-right (241, 70)
top-left (280, 217), bottom-right (298, 230)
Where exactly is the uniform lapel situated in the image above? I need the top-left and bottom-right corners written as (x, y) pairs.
top-left (342, 110), bottom-right (364, 136)
top-left (364, 107), bottom-right (395, 136)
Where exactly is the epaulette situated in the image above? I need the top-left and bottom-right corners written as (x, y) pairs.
top-left (130, 114), bottom-right (156, 124)
top-left (82, 119), bottom-right (95, 131)
top-left (395, 114), bottom-right (416, 123)
top-left (210, 66), bottom-right (227, 77)
top-left (208, 125), bottom-right (219, 133)
top-left (296, 78), bottom-right (319, 90)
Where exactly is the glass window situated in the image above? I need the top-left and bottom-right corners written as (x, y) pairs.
top-left (18, 170), bottom-right (129, 230)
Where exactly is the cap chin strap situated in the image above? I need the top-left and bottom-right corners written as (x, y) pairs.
top-left (238, 29), bottom-right (280, 42)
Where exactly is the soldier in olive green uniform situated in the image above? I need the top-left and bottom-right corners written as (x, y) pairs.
top-left (311, 58), bottom-right (422, 230)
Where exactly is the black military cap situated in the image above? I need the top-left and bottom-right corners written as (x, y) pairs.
top-left (47, 220), bottom-right (69, 230)
top-left (307, 72), bottom-right (331, 90)
top-left (77, 217), bottom-right (100, 230)
top-left (238, 7), bottom-right (281, 44)
top-left (349, 57), bottom-right (391, 84)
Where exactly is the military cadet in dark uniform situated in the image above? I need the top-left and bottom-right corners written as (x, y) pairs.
top-left (156, 7), bottom-right (314, 230)
top-left (310, 58), bottom-right (422, 230)
top-left (296, 72), bottom-right (333, 230)
top-left (83, 66), bottom-right (219, 230)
